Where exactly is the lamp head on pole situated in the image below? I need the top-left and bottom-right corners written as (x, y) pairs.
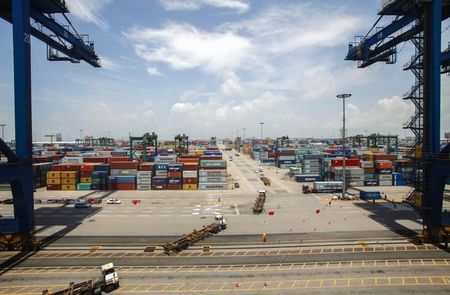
top-left (336, 93), bottom-right (352, 99)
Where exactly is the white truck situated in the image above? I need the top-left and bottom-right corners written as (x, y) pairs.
top-left (42, 263), bottom-right (119, 295)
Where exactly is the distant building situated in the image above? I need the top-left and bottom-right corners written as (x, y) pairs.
top-left (56, 133), bottom-right (62, 142)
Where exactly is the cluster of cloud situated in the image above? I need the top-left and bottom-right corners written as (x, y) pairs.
top-left (57, 1), bottom-right (448, 138)
top-left (66, 0), bottom-right (112, 31)
top-left (159, 0), bottom-right (250, 14)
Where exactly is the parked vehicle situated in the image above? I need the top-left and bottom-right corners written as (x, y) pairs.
top-left (74, 200), bottom-right (91, 208)
top-left (106, 198), bottom-right (121, 204)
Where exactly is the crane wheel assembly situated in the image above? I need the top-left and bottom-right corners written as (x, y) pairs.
top-left (0, 231), bottom-right (39, 251)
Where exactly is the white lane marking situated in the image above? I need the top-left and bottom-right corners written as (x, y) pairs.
top-left (193, 208), bottom-right (200, 211)
top-left (311, 194), bottom-right (320, 200)
top-left (192, 212), bottom-right (199, 215)
top-left (234, 204), bottom-right (240, 216)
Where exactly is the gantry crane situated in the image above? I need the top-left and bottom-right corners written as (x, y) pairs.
top-left (277, 136), bottom-right (290, 148)
top-left (350, 134), bottom-right (399, 152)
top-left (174, 134), bottom-right (189, 155)
top-left (346, 0), bottom-right (450, 243)
top-left (129, 132), bottom-right (158, 162)
top-left (0, 0), bottom-right (100, 250)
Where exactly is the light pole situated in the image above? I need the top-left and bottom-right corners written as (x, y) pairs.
top-left (243, 128), bottom-right (246, 141)
top-left (336, 93), bottom-right (351, 199)
top-left (79, 129), bottom-right (83, 140)
top-left (0, 124), bottom-right (6, 140)
top-left (259, 122), bottom-right (264, 141)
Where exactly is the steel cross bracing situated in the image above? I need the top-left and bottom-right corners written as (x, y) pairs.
top-left (129, 133), bottom-right (158, 162)
top-left (345, 0), bottom-right (450, 242)
top-left (0, 0), bottom-right (100, 250)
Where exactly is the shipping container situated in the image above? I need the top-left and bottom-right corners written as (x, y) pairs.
top-left (183, 184), bottom-right (198, 190)
top-left (295, 174), bottom-right (322, 182)
top-left (360, 191), bottom-right (381, 200)
top-left (198, 183), bottom-right (228, 190)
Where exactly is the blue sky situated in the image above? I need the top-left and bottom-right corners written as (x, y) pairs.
top-left (0, 0), bottom-right (449, 141)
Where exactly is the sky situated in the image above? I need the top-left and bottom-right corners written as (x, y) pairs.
top-left (0, 0), bottom-right (449, 141)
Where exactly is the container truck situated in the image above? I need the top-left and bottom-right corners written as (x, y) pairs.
top-left (253, 190), bottom-right (267, 214)
top-left (42, 263), bottom-right (119, 295)
top-left (302, 181), bottom-right (343, 194)
top-left (163, 215), bottom-right (227, 254)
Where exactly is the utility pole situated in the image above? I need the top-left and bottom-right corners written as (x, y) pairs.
top-left (337, 93), bottom-right (352, 200)
top-left (79, 129), bottom-right (83, 141)
top-left (0, 124), bottom-right (6, 140)
top-left (243, 128), bottom-right (246, 140)
top-left (259, 122), bottom-right (264, 141)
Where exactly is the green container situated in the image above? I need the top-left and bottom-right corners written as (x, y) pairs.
top-left (77, 183), bottom-right (92, 190)
top-left (199, 160), bottom-right (227, 168)
top-left (92, 179), bottom-right (106, 185)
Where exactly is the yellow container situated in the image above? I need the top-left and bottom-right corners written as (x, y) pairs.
top-left (47, 178), bottom-right (61, 185)
top-left (80, 177), bottom-right (92, 183)
top-left (183, 184), bottom-right (198, 190)
top-left (61, 178), bottom-right (77, 185)
top-left (46, 171), bottom-right (61, 179)
top-left (61, 171), bottom-right (78, 179)
top-left (61, 184), bottom-right (76, 190)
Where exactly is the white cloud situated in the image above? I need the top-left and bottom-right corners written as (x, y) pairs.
top-left (160, 0), bottom-right (249, 13)
top-left (125, 23), bottom-right (251, 74)
top-left (171, 102), bottom-right (196, 112)
top-left (99, 55), bottom-right (120, 71)
top-left (147, 67), bottom-right (163, 76)
top-left (220, 71), bottom-right (243, 96)
top-left (66, 0), bottom-right (111, 30)
top-left (346, 96), bottom-right (415, 134)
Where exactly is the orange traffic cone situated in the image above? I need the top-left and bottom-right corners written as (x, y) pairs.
top-left (235, 282), bottom-right (240, 288)
top-left (262, 232), bottom-right (267, 243)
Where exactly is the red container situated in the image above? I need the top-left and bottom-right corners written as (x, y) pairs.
top-left (151, 184), bottom-right (167, 190)
top-left (373, 154), bottom-right (397, 161)
top-left (51, 164), bottom-right (65, 171)
top-left (199, 167), bottom-right (226, 170)
top-left (80, 171), bottom-right (92, 177)
top-left (47, 184), bottom-right (61, 190)
top-left (80, 164), bottom-right (96, 172)
top-left (364, 167), bottom-right (375, 174)
top-left (83, 157), bottom-right (108, 163)
top-left (167, 184), bottom-right (182, 190)
top-left (200, 155), bottom-right (222, 160)
top-left (183, 163), bottom-right (199, 171)
top-left (183, 178), bottom-right (198, 184)
top-left (51, 155), bottom-right (64, 161)
top-left (331, 159), bottom-right (360, 167)
top-left (109, 183), bottom-right (136, 190)
top-left (168, 171), bottom-right (182, 178)
top-left (110, 161), bottom-right (139, 169)
top-left (139, 163), bottom-right (154, 171)
top-left (375, 161), bottom-right (393, 169)
top-left (108, 157), bottom-right (130, 163)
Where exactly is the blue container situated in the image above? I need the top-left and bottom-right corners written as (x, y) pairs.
top-left (277, 160), bottom-right (296, 164)
top-left (168, 178), bottom-right (182, 184)
top-left (155, 164), bottom-right (168, 171)
top-left (116, 176), bottom-right (136, 184)
top-left (168, 163), bottom-right (183, 171)
top-left (376, 169), bottom-right (392, 175)
top-left (94, 164), bottom-right (110, 172)
top-left (360, 191), bottom-right (381, 200)
top-left (295, 174), bottom-right (322, 182)
top-left (92, 171), bottom-right (108, 178)
top-left (152, 177), bottom-right (167, 185)
top-left (364, 180), bottom-right (379, 186)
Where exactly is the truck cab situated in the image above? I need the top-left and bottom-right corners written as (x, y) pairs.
top-left (101, 263), bottom-right (120, 290)
top-left (258, 189), bottom-right (267, 197)
top-left (215, 215), bottom-right (227, 229)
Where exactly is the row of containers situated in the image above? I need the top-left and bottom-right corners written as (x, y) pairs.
top-left (45, 152), bottom-right (228, 191)
top-left (290, 153), bottom-right (409, 187)
top-left (244, 144), bottom-right (411, 187)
